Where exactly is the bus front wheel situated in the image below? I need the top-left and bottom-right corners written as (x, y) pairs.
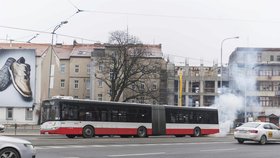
top-left (82, 126), bottom-right (94, 138)
top-left (137, 126), bottom-right (147, 138)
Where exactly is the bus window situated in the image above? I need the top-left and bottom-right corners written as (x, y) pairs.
top-left (61, 103), bottom-right (78, 120)
top-left (85, 112), bottom-right (93, 121)
top-left (111, 110), bottom-right (119, 122)
top-left (101, 111), bottom-right (109, 121)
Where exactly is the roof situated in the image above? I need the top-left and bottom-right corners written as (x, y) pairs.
top-left (0, 43), bottom-right (49, 57)
top-left (234, 47), bottom-right (280, 52)
top-left (0, 42), bottom-right (162, 59)
top-left (70, 44), bottom-right (105, 57)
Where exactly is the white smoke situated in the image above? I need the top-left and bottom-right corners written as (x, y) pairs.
top-left (212, 49), bottom-right (263, 136)
top-left (212, 93), bottom-right (243, 136)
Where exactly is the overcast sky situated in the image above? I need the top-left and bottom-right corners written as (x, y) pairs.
top-left (1, 0), bottom-right (280, 65)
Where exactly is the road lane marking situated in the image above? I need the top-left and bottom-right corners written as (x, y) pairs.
top-left (200, 148), bottom-right (237, 152)
top-left (36, 141), bottom-right (233, 150)
top-left (107, 152), bottom-right (166, 157)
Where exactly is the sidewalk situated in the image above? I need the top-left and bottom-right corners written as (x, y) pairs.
top-left (0, 124), bottom-right (40, 136)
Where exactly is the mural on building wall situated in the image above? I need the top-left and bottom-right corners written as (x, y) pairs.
top-left (0, 49), bottom-right (35, 107)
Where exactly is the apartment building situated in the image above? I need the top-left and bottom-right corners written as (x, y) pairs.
top-left (229, 47), bottom-right (280, 125)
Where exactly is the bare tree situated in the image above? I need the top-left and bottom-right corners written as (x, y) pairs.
top-left (94, 30), bottom-right (162, 102)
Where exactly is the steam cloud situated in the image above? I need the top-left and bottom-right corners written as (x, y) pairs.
top-left (212, 93), bottom-right (243, 136)
top-left (212, 49), bottom-right (262, 136)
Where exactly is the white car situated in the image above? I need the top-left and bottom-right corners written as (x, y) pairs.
top-left (0, 124), bottom-right (4, 133)
top-left (234, 121), bottom-right (280, 145)
top-left (0, 136), bottom-right (36, 158)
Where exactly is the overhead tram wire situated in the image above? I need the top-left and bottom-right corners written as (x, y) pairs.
top-left (0, 25), bottom-right (99, 43)
top-left (79, 9), bottom-right (280, 24)
top-left (67, 0), bottom-right (85, 14)
top-left (13, 0), bottom-right (85, 43)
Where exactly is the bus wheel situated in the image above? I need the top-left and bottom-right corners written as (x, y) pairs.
top-left (137, 126), bottom-right (147, 138)
top-left (82, 126), bottom-right (94, 138)
top-left (66, 135), bottom-right (76, 138)
top-left (192, 127), bottom-right (201, 137)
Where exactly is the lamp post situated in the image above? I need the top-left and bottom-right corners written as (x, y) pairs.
top-left (220, 36), bottom-right (239, 92)
top-left (48, 21), bottom-right (68, 98)
top-left (51, 21), bottom-right (68, 45)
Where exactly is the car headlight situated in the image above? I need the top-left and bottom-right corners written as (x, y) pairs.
top-left (24, 144), bottom-right (34, 149)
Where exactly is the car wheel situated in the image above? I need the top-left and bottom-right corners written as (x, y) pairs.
top-left (259, 135), bottom-right (267, 145)
top-left (237, 139), bottom-right (244, 144)
top-left (0, 148), bottom-right (20, 158)
top-left (82, 126), bottom-right (94, 138)
top-left (137, 126), bottom-right (147, 138)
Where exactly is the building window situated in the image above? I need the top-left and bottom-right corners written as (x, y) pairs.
top-left (174, 80), bottom-right (178, 92)
top-left (108, 89), bottom-right (112, 95)
top-left (277, 56), bottom-right (280, 61)
top-left (99, 64), bottom-right (104, 71)
top-left (260, 97), bottom-right (272, 107)
top-left (60, 64), bottom-right (66, 73)
top-left (140, 82), bottom-right (145, 91)
top-left (74, 65), bottom-right (79, 73)
top-left (86, 79), bottom-right (90, 90)
top-left (87, 64), bottom-right (91, 75)
top-left (258, 81), bottom-right (273, 91)
top-left (270, 55), bottom-right (274, 61)
top-left (273, 70), bottom-right (280, 76)
top-left (98, 94), bottom-right (102, 101)
top-left (6, 108), bottom-right (13, 120)
top-left (109, 71), bottom-right (114, 80)
top-left (25, 108), bottom-right (33, 120)
top-left (98, 80), bottom-right (103, 87)
top-left (74, 80), bottom-right (79, 89)
top-left (152, 83), bottom-right (157, 90)
top-left (257, 53), bottom-right (262, 62)
top-left (259, 70), bottom-right (272, 76)
top-left (60, 79), bottom-right (65, 88)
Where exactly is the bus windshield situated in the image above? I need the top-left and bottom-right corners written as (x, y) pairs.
top-left (41, 100), bottom-right (60, 123)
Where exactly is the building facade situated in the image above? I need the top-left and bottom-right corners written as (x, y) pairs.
top-left (229, 47), bottom-right (280, 125)
top-left (165, 60), bottom-right (228, 107)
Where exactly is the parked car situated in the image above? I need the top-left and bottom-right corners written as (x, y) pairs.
top-left (234, 121), bottom-right (280, 145)
top-left (0, 136), bottom-right (36, 158)
top-left (0, 124), bottom-right (4, 133)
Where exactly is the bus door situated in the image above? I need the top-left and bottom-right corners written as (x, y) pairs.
top-left (152, 106), bottom-right (166, 135)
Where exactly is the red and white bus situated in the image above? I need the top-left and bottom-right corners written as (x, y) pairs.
top-left (40, 98), bottom-right (219, 138)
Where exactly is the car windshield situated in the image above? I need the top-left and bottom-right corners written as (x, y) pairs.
top-left (240, 122), bottom-right (260, 128)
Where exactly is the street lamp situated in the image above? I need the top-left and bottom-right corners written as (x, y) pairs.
top-left (220, 36), bottom-right (239, 91)
top-left (48, 21), bottom-right (68, 98)
top-left (51, 21), bottom-right (68, 45)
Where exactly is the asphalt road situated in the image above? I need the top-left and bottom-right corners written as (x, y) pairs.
top-left (11, 135), bottom-right (280, 158)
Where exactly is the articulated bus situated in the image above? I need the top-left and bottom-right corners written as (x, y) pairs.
top-left (40, 98), bottom-right (219, 138)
